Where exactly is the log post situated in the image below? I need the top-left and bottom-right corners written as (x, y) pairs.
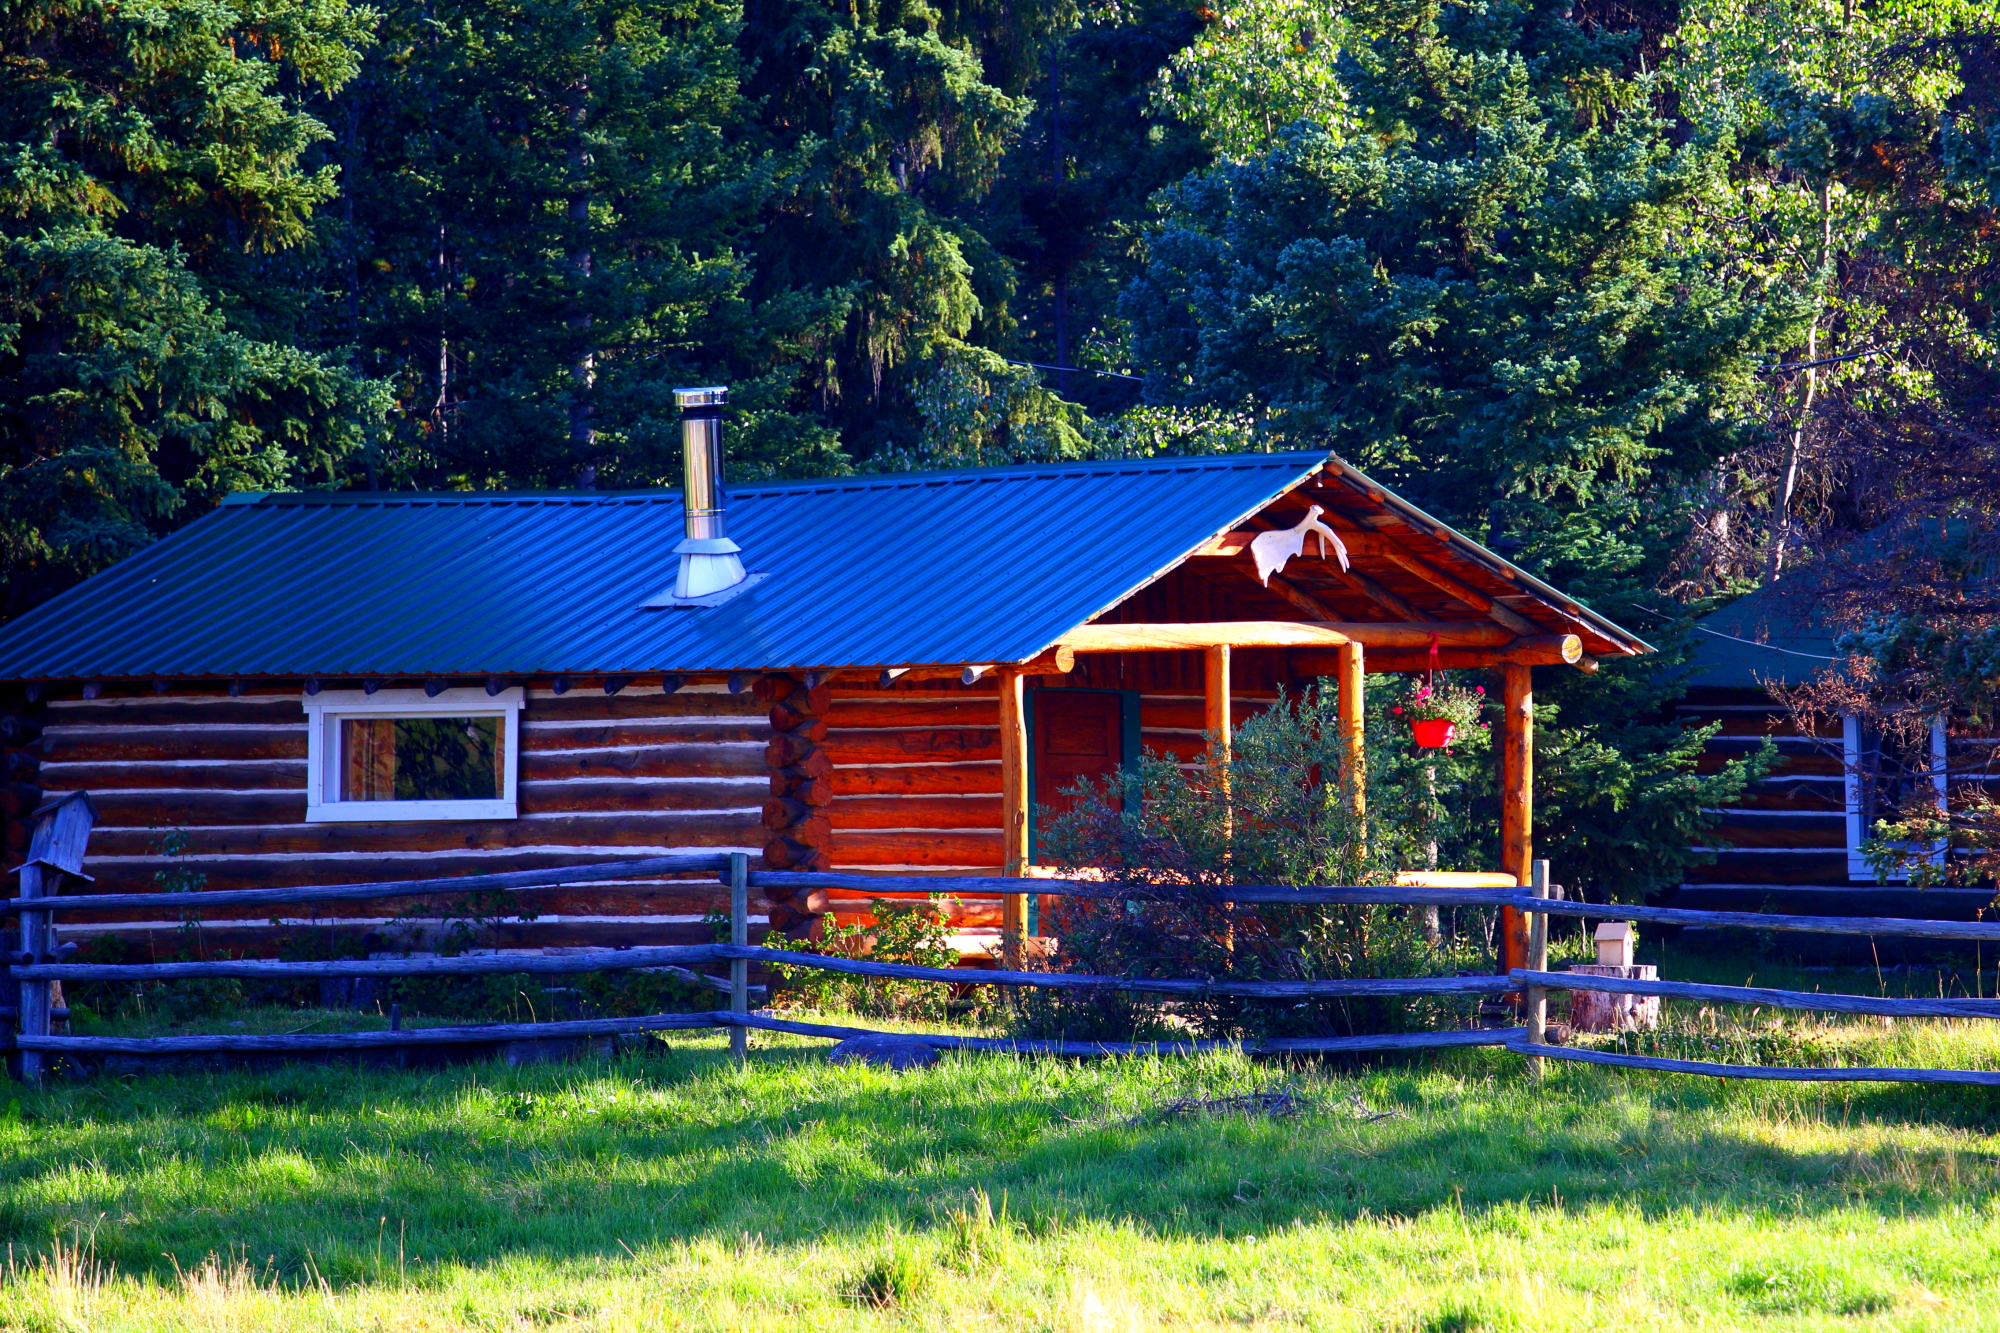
top-left (1524, 859), bottom-right (1550, 1078)
top-left (756, 673), bottom-right (832, 940)
top-left (1498, 663), bottom-right (1533, 987)
top-left (1336, 641), bottom-right (1365, 826)
top-left (729, 852), bottom-right (748, 1064)
top-left (1206, 645), bottom-right (1236, 945)
top-left (999, 668), bottom-right (1029, 968)
top-left (16, 862), bottom-right (48, 1084)
top-left (1204, 644), bottom-right (1232, 768)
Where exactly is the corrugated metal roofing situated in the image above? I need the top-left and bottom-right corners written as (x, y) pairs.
top-left (0, 450), bottom-right (1652, 680)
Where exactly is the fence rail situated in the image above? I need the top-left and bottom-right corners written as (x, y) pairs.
top-left (8, 790), bottom-right (2000, 1087)
top-left (1511, 967), bottom-right (2000, 1021)
top-left (750, 870), bottom-right (1522, 908)
top-left (1512, 896), bottom-right (2000, 942)
top-left (0, 853), bottom-right (733, 916)
top-left (1509, 1042), bottom-right (2000, 1086)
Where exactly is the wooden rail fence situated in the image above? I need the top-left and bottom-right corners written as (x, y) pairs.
top-left (6, 792), bottom-right (2000, 1086)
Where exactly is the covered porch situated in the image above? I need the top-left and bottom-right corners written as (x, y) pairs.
top-left (964, 457), bottom-right (1650, 969)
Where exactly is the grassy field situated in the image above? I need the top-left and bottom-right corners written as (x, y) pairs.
top-left (8, 989), bottom-right (2000, 1332)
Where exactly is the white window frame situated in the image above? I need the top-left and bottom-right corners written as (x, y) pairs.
top-left (1843, 713), bottom-right (1947, 881)
top-left (303, 687), bottom-right (523, 823)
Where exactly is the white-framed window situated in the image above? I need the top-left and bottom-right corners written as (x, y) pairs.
top-left (1843, 713), bottom-right (1947, 881)
top-left (303, 688), bottom-right (523, 823)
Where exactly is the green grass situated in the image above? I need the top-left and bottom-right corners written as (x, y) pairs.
top-left (8, 1000), bottom-right (2000, 1331)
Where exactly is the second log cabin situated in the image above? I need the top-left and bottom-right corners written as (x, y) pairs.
top-left (0, 389), bottom-right (1652, 968)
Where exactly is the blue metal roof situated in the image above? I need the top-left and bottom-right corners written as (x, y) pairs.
top-left (1684, 585), bottom-right (1839, 690)
top-left (0, 452), bottom-right (1352, 680)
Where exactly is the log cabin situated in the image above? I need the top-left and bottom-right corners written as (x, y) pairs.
top-left (0, 388), bottom-right (1651, 969)
top-left (1672, 580), bottom-right (1995, 922)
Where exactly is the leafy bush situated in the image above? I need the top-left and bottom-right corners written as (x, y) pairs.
top-left (772, 898), bottom-right (967, 1021)
top-left (1019, 685), bottom-right (1492, 1043)
top-left (65, 830), bottom-right (246, 1026)
top-left (63, 934), bottom-right (245, 1028)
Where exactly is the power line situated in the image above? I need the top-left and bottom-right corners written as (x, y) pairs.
top-left (1691, 624), bottom-right (1839, 660)
top-left (1005, 359), bottom-right (1145, 382)
top-left (1758, 348), bottom-right (1882, 373)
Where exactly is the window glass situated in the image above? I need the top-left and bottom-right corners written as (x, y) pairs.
top-left (339, 716), bottom-right (504, 802)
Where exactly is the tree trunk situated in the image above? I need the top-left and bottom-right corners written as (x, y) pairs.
top-left (567, 78), bottom-right (596, 486)
top-left (1771, 179), bottom-right (1835, 581)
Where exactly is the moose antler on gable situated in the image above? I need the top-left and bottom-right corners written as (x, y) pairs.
top-left (1250, 505), bottom-right (1349, 587)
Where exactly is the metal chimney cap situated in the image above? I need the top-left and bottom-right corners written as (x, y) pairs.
top-left (673, 386), bottom-right (728, 409)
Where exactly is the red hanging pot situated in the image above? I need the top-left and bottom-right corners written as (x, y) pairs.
top-left (1411, 718), bottom-right (1457, 748)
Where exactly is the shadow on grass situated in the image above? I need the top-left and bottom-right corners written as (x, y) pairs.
top-left (5, 1037), bottom-right (2000, 1286)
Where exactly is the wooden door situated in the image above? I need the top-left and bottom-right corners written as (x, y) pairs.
top-left (1033, 690), bottom-right (1124, 854)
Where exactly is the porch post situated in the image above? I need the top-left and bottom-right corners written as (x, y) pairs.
top-left (999, 667), bottom-right (1030, 968)
top-left (1206, 644), bottom-right (1240, 947)
top-left (1204, 644), bottom-right (1232, 766)
top-left (1336, 642), bottom-right (1365, 824)
top-left (1498, 662), bottom-right (1533, 977)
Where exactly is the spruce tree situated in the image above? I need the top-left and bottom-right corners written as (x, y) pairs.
top-left (0, 0), bottom-right (389, 618)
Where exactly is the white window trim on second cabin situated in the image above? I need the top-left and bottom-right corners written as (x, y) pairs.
top-left (1843, 713), bottom-right (1947, 881)
top-left (303, 687), bottom-right (523, 823)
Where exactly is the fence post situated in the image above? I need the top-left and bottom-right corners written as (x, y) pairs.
top-left (14, 792), bottom-right (95, 1086)
top-left (728, 852), bottom-right (748, 1064)
top-left (1524, 859), bottom-right (1550, 1079)
top-left (17, 863), bottom-right (49, 1085)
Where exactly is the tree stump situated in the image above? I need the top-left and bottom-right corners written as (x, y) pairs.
top-left (1564, 964), bottom-right (1660, 1033)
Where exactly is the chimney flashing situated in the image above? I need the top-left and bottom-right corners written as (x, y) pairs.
top-left (661, 384), bottom-right (747, 601)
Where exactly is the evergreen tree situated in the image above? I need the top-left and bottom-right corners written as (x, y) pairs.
top-left (735, 0), bottom-right (1044, 462)
top-left (983, 0), bottom-right (1208, 416)
top-left (1123, 0), bottom-right (1800, 602)
top-left (325, 0), bottom-right (838, 488)
top-left (0, 0), bottom-right (390, 617)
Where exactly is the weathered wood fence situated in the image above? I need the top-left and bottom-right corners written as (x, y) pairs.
top-left (8, 792), bottom-right (2000, 1085)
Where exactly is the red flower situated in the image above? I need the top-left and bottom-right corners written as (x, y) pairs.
top-left (1391, 706), bottom-right (1402, 714)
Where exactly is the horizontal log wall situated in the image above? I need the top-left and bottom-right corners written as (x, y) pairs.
top-left (1672, 689), bottom-right (2000, 917)
top-left (33, 685), bottom-right (768, 956)
top-left (822, 685), bottom-right (1005, 944)
top-left (1677, 692), bottom-right (1849, 889)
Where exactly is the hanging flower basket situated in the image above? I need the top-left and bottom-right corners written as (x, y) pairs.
top-left (1411, 718), bottom-right (1457, 748)
top-left (1397, 678), bottom-right (1486, 750)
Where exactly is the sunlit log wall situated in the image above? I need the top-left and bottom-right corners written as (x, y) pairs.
top-left (818, 649), bottom-right (1289, 952)
top-left (25, 684), bottom-right (768, 957)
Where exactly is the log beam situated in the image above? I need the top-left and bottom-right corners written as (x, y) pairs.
top-left (1262, 571), bottom-right (1342, 623)
top-left (1304, 634), bottom-right (1583, 674)
top-left (1061, 621), bottom-right (1514, 654)
top-left (1223, 520), bottom-right (1433, 623)
top-left (866, 646), bottom-right (1074, 685)
top-left (998, 667), bottom-right (1030, 967)
top-left (1372, 548), bottom-right (1541, 636)
top-left (1321, 566), bottom-right (1436, 624)
top-left (1498, 662), bottom-right (1533, 983)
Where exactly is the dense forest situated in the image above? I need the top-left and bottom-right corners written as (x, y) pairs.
top-left (2, 0), bottom-right (1996, 883)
